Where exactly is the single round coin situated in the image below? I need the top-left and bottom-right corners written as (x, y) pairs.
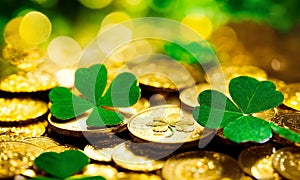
top-left (0, 97), bottom-right (48, 125)
top-left (0, 141), bottom-right (43, 179)
top-left (179, 83), bottom-right (227, 111)
top-left (0, 71), bottom-right (57, 93)
top-left (271, 114), bottom-right (300, 133)
top-left (280, 83), bottom-right (300, 111)
top-left (238, 144), bottom-right (280, 179)
top-left (272, 147), bottom-right (300, 180)
top-left (84, 144), bottom-right (117, 162)
top-left (112, 142), bottom-right (165, 171)
top-left (127, 105), bottom-right (210, 144)
top-left (22, 137), bottom-right (60, 150)
top-left (0, 121), bottom-right (47, 142)
top-left (162, 151), bottom-right (243, 180)
top-left (48, 113), bottom-right (127, 138)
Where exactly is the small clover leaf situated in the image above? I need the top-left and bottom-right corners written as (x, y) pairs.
top-left (193, 76), bottom-right (284, 143)
top-left (34, 150), bottom-right (89, 179)
top-left (49, 64), bottom-right (141, 127)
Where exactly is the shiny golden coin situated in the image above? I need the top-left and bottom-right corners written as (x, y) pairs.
top-left (82, 164), bottom-right (118, 180)
top-left (0, 97), bottom-right (48, 124)
top-left (127, 105), bottom-right (210, 144)
top-left (0, 141), bottom-right (43, 179)
top-left (2, 46), bottom-right (44, 71)
top-left (117, 172), bottom-right (162, 180)
top-left (48, 113), bottom-right (126, 137)
top-left (271, 114), bottom-right (300, 133)
top-left (205, 65), bottom-right (267, 84)
top-left (162, 151), bottom-right (243, 180)
top-left (280, 83), bottom-right (300, 111)
top-left (272, 147), bottom-right (300, 180)
top-left (112, 142), bottom-right (165, 171)
top-left (0, 71), bottom-right (57, 93)
top-left (124, 57), bottom-right (197, 91)
top-left (238, 144), bottom-right (280, 179)
top-left (0, 121), bottom-right (47, 142)
top-left (19, 11), bottom-right (51, 44)
top-left (45, 144), bottom-right (78, 153)
top-left (84, 144), bottom-right (116, 162)
top-left (179, 83), bottom-right (227, 110)
top-left (22, 137), bottom-right (60, 150)
top-left (253, 108), bottom-right (277, 122)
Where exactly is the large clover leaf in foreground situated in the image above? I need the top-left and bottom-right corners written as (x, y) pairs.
top-left (193, 76), bottom-right (288, 143)
top-left (49, 64), bottom-right (140, 127)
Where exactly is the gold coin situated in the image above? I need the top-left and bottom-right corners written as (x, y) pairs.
top-left (271, 114), bottom-right (300, 133)
top-left (0, 71), bottom-right (57, 93)
top-left (123, 58), bottom-right (197, 91)
top-left (112, 142), bottom-right (165, 171)
top-left (272, 147), bottom-right (300, 180)
top-left (117, 172), bottom-right (162, 180)
top-left (48, 113), bottom-right (127, 138)
top-left (268, 78), bottom-right (286, 90)
top-left (127, 105), bottom-right (211, 144)
top-left (205, 65), bottom-right (267, 84)
top-left (2, 46), bottom-right (44, 71)
top-left (162, 151), bottom-right (243, 180)
top-left (280, 83), bottom-right (300, 111)
top-left (238, 144), bottom-right (280, 179)
top-left (0, 97), bottom-right (48, 125)
top-left (22, 137), bottom-right (60, 150)
top-left (82, 164), bottom-right (118, 180)
top-left (0, 141), bottom-right (43, 179)
top-left (45, 144), bottom-right (78, 153)
top-left (179, 83), bottom-right (227, 111)
top-left (0, 121), bottom-right (47, 142)
top-left (84, 144), bottom-right (117, 162)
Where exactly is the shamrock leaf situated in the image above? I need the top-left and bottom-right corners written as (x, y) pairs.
top-left (193, 90), bottom-right (242, 129)
top-left (34, 150), bottom-right (89, 179)
top-left (193, 76), bottom-right (284, 143)
top-left (229, 76), bottom-right (284, 114)
top-left (270, 122), bottom-right (300, 144)
top-left (49, 64), bottom-right (141, 127)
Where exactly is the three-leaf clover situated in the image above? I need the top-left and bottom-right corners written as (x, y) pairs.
top-left (49, 64), bottom-right (140, 127)
top-left (146, 113), bottom-right (194, 136)
top-left (193, 76), bottom-right (285, 143)
top-left (32, 150), bottom-right (105, 180)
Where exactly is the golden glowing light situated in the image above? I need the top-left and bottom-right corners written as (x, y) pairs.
top-left (181, 14), bottom-right (212, 39)
top-left (19, 11), bottom-right (52, 45)
top-left (100, 11), bottom-right (132, 31)
top-left (78, 0), bottom-right (112, 9)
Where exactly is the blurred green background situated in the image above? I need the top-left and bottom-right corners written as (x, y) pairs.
top-left (1, 0), bottom-right (300, 82)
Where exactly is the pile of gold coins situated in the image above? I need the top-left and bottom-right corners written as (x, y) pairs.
top-left (1, 10), bottom-right (300, 180)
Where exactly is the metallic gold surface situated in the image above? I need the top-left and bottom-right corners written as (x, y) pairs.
top-left (124, 58), bottom-right (197, 91)
top-left (205, 65), bottom-right (267, 85)
top-left (0, 70), bottom-right (57, 92)
top-left (238, 144), bottom-right (280, 179)
top-left (272, 147), bottom-right (300, 180)
top-left (0, 121), bottom-right (47, 142)
top-left (179, 83), bottom-right (227, 110)
top-left (0, 141), bottom-right (43, 179)
top-left (127, 105), bottom-right (209, 144)
top-left (45, 144), bottom-right (78, 153)
top-left (280, 83), bottom-right (300, 111)
top-left (82, 164), bottom-right (118, 180)
top-left (48, 113), bottom-right (127, 137)
top-left (112, 142), bottom-right (165, 171)
top-left (0, 97), bottom-right (48, 124)
top-left (271, 114), bottom-right (300, 133)
top-left (84, 144), bottom-right (117, 162)
top-left (22, 136), bottom-right (60, 150)
top-left (162, 151), bottom-right (243, 180)
top-left (117, 172), bottom-right (162, 180)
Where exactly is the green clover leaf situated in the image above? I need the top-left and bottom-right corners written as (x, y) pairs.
top-left (270, 122), bottom-right (300, 144)
top-left (34, 150), bottom-right (89, 179)
top-left (49, 64), bottom-right (141, 127)
top-left (193, 76), bottom-right (284, 143)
